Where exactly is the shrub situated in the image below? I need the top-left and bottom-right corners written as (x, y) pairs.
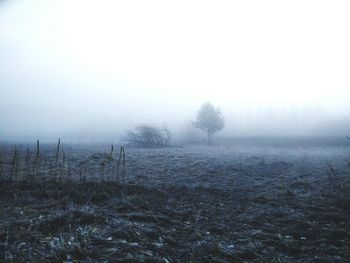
top-left (127, 124), bottom-right (171, 147)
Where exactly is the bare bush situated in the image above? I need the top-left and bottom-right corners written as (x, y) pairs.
top-left (127, 124), bottom-right (171, 147)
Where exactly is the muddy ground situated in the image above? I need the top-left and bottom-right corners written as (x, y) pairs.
top-left (0, 142), bottom-right (350, 262)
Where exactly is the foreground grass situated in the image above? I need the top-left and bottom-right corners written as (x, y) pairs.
top-left (0, 179), bottom-right (349, 262)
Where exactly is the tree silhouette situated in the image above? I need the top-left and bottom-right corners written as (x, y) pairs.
top-left (194, 102), bottom-right (225, 145)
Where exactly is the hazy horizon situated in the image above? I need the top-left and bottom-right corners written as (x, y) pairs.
top-left (1, 0), bottom-right (350, 141)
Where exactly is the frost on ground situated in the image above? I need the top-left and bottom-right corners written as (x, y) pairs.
top-left (0, 143), bottom-right (349, 262)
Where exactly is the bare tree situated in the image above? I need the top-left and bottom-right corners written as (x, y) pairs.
top-left (127, 124), bottom-right (171, 147)
top-left (193, 102), bottom-right (225, 145)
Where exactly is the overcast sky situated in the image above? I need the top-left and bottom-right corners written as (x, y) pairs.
top-left (1, 0), bottom-right (350, 140)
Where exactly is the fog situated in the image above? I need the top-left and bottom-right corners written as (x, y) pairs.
top-left (1, 0), bottom-right (350, 142)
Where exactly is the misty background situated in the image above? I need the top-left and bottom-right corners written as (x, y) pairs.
top-left (1, 0), bottom-right (350, 142)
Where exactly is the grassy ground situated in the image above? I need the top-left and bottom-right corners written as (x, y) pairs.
top-left (0, 142), bottom-right (349, 262)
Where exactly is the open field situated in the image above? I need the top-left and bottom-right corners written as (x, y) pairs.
top-left (0, 140), bottom-right (350, 262)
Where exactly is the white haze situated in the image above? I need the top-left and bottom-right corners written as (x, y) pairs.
top-left (1, 0), bottom-right (350, 141)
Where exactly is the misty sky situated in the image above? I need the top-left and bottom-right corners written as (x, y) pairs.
top-left (1, 0), bottom-right (350, 140)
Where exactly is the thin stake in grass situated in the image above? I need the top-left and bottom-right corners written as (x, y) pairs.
top-left (36, 139), bottom-right (40, 162)
top-left (107, 145), bottom-right (114, 181)
top-left (34, 139), bottom-right (40, 181)
top-left (109, 145), bottom-right (114, 161)
top-left (121, 146), bottom-right (126, 183)
top-left (116, 146), bottom-right (125, 182)
top-left (25, 146), bottom-right (30, 166)
top-left (15, 146), bottom-right (19, 179)
top-left (55, 138), bottom-right (61, 163)
top-left (10, 145), bottom-right (18, 181)
top-left (25, 147), bottom-right (31, 179)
